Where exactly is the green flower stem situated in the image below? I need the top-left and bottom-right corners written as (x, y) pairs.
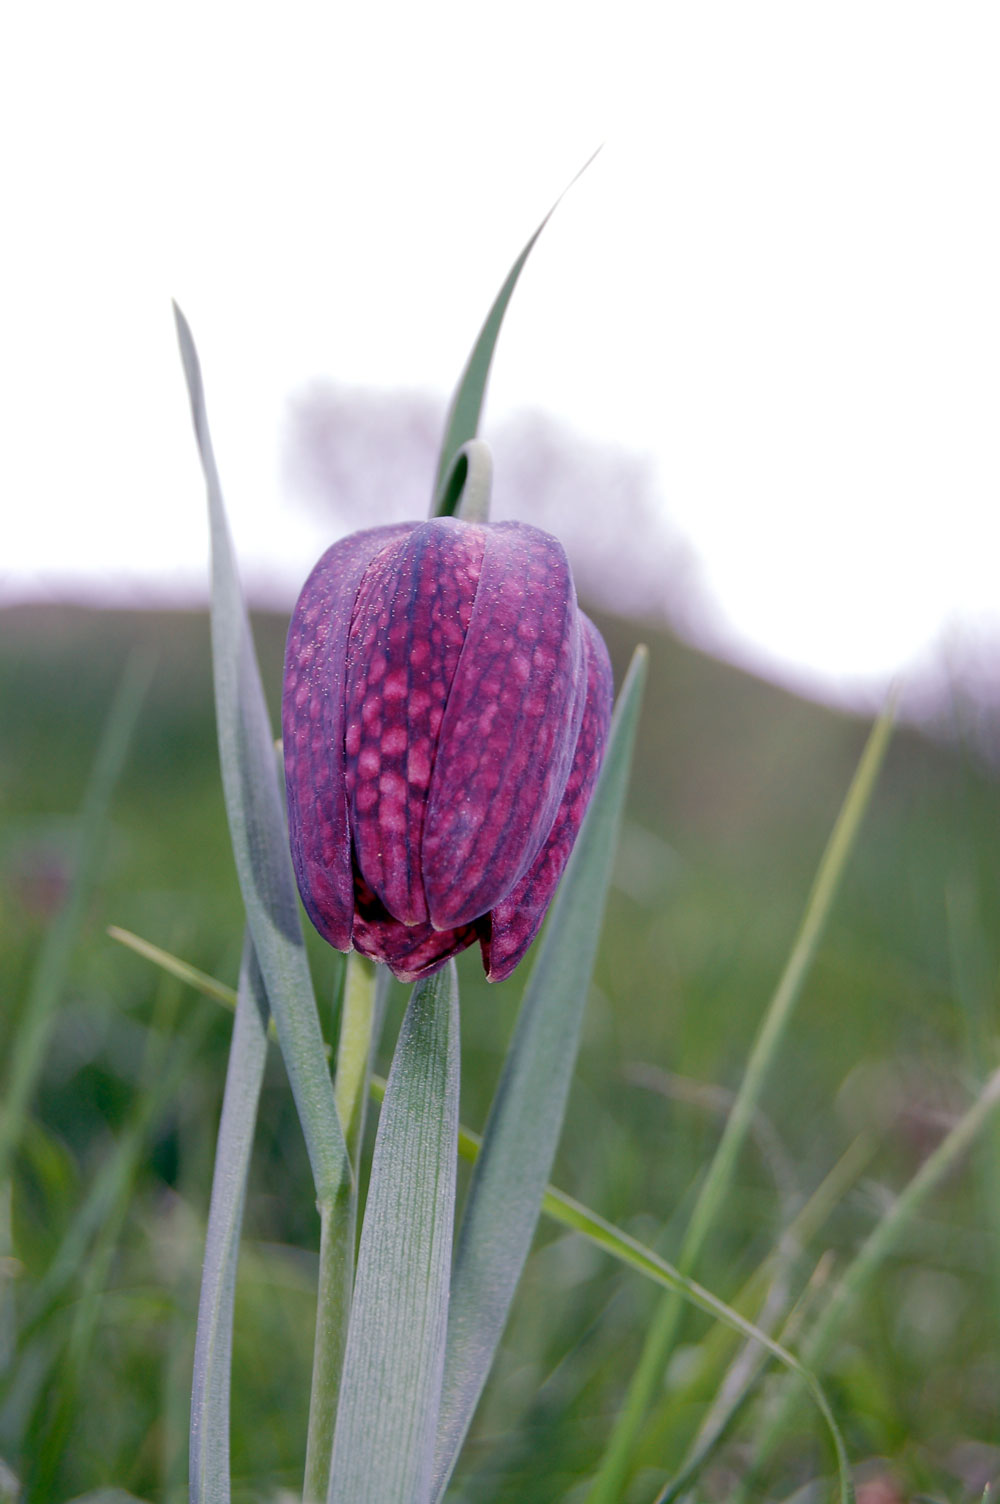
top-left (303, 953), bottom-right (379, 1503)
top-left (747, 1063), bottom-right (1000, 1484)
top-left (586, 700), bottom-right (895, 1504)
top-left (303, 1184), bottom-right (355, 1504)
top-left (334, 953), bottom-right (378, 1169)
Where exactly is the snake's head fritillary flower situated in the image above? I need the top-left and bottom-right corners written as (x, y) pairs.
top-left (282, 517), bottom-right (613, 984)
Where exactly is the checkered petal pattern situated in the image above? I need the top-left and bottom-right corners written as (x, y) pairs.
top-left (282, 516), bottom-right (612, 984)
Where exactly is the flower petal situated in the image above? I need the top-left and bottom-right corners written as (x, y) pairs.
top-left (282, 524), bottom-right (414, 950)
top-left (422, 522), bottom-right (585, 930)
top-left (350, 865), bottom-right (483, 982)
top-left (483, 613), bottom-right (613, 981)
top-left (343, 519), bottom-right (488, 926)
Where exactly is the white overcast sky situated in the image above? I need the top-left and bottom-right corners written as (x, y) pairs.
top-left (2, 2), bottom-right (999, 708)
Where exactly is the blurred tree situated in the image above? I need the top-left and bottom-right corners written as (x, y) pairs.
top-left (282, 384), bottom-right (705, 628)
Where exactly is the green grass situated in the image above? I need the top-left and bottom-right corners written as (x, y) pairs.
top-left (2, 602), bottom-right (998, 1503)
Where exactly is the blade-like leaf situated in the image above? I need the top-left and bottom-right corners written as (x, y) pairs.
top-left (429, 645), bottom-right (647, 1499)
top-left (435, 439), bottom-right (494, 525)
top-left (173, 304), bottom-right (348, 1207)
top-left (431, 151), bottom-right (599, 513)
top-left (328, 962), bottom-right (460, 1504)
top-left (190, 934), bottom-right (269, 1504)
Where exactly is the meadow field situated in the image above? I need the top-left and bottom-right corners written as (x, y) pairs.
top-left (1, 601), bottom-right (997, 1503)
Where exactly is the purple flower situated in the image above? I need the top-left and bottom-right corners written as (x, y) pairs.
top-left (282, 517), bottom-right (613, 983)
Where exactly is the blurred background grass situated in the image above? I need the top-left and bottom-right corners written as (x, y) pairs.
top-left (1, 601), bottom-right (998, 1503)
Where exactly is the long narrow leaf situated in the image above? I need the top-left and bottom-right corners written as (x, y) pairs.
top-left (431, 151), bottom-right (599, 512)
top-left (107, 927), bottom-right (241, 1010)
top-left (429, 645), bottom-right (647, 1499)
top-left (173, 305), bottom-right (348, 1207)
top-left (328, 962), bottom-right (460, 1504)
top-left (190, 934), bottom-right (269, 1504)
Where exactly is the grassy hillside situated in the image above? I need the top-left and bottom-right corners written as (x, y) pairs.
top-left (1, 603), bottom-right (997, 1503)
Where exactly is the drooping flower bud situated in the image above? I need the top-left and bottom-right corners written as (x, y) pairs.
top-left (282, 517), bottom-right (612, 983)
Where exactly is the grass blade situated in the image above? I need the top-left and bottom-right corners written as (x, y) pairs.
top-left (748, 1063), bottom-right (1000, 1483)
top-left (431, 152), bottom-right (599, 513)
top-left (190, 934), bottom-right (269, 1504)
top-left (0, 652), bottom-right (150, 1187)
top-left (16, 976), bottom-right (206, 1501)
top-left (644, 1138), bottom-right (875, 1500)
top-left (675, 697), bottom-right (896, 1266)
top-left (518, 1180), bottom-right (852, 1499)
top-left (652, 1250), bottom-right (836, 1504)
top-left (173, 304), bottom-right (348, 1206)
top-left (107, 927), bottom-right (239, 1009)
top-left (7, 986), bottom-right (208, 1362)
top-left (328, 963), bottom-right (460, 1504)
top-left (429, 645), bottom-right (647, 1500)
top-left (586, 697), bottom-right (895, 1504)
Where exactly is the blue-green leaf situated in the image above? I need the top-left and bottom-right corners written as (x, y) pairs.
top-left (430, 646), bottom-right (647, 1499)
top-left (190, 934), bottom-right (269, 1504)
top-left (173, 305), bottom-right (348, 1206)
top-left (431, 151), bottom-right (599, 514)
top-left (328, 962), bottom-right (460, 1504)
